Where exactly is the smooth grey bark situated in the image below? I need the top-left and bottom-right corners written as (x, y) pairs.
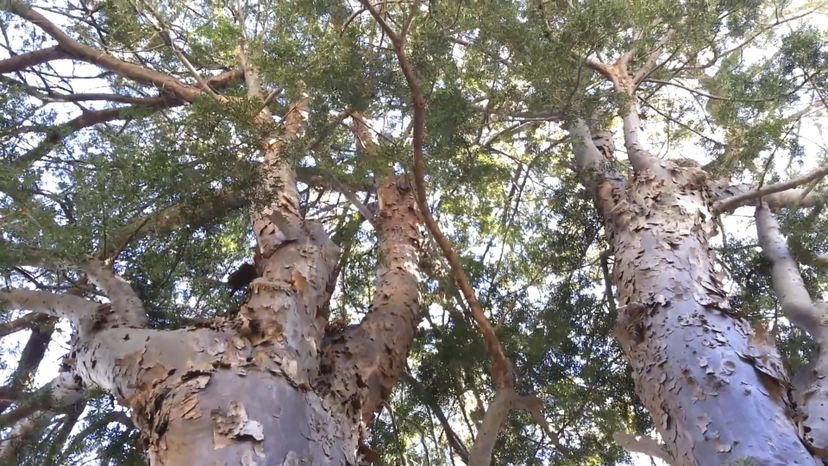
top-left (756, 204), bottom-right (828, 458)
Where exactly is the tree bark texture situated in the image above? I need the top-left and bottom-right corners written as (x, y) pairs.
top-left (23, 151), bottom-right (423, 465)
top-left (599, 160), bottom-right (816, 465)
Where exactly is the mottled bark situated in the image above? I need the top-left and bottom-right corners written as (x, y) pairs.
top-left (320, 175), bottom-right (422, 424)
top-left (599, 160), bottom-right (815, 465)
top-left (756, 205), bottom-right (828, 457)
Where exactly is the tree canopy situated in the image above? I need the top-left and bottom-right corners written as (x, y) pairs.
top-left (1, 0), bottom-right (828, 464)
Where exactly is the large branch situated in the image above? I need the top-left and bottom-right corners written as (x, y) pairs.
top-left (568, 119), bottom-right (607, 177)
top-left (359, 4), bottom-right (546, 465)
top-left (755, 205), bottom-right (827, 341)
top-left (0, 312), bottom-right (43, 338)
top-left (0, 289), bottom-right (98, 324)
top-left (359, 0), bottom-right (512, 391)
top-left (613, 432), bottom-right (674, 464)
top-left (321, 175), bottom-right (422, 424)
top-left (81, 259), bottom-right (146, 328)
top-left (714, 163), bottom-right (828, 213)
top-left (0, 316), bottom-right (55, 414)
top-left (4, 1), bottom-right (212, 102)
top-left (0, 46), bottom-right (71, 73)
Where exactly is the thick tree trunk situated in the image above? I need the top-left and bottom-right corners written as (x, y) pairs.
top-left (599, 161), bottom-right (816, 465)
top-left (74, 324), bottom-right (358, 465)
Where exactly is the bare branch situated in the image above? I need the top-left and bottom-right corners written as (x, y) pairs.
top-left (0, 46), bottom-right (71, 73)
top-left (4, 1), bottom-right (207, 102)
top-left (613, 432), bottom-right (674, 464)
top-left (756, 205), bottom-right (828, 341)
top-left (0, 288), bottom-right (98, 323)
top-left (81, 259), bottom-right (146, 327)
top-left (0, 312), bottom-right (43, 338)
top-left (713, 163), bottom-right (828, 214)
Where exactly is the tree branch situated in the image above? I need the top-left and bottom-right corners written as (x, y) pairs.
top-left (713, 162), bottom-right (828, 214)
top-left (0, 46), bottom-right (71, 73)
top-left (755, 205), bottom-right (828, 341)
top-left (0, 289), bottom-right (98, 324)
top-left (613, 432), bottom-right (674, 464)
top-left (0, 371), bottom-right (83, 463)
top-left (81, 259), bottom-right (146, 328)
top-left (4, 0), bottom-right (209, 102)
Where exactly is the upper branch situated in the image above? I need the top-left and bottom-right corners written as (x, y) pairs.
top-left (0, 46), bottom-right (71, 73)
top-left (0, 289), bottom-right (98, 327)
top-left (81, 259), bottom-right (146, 328)
top-left (755, 205), bottom-right (828, 342)
top-left (4, 1), bottom-right (208, 102)
top-left (713, 162), bottom-right (828, 214)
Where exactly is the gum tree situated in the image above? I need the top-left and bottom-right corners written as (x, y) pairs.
top-left (3, 1), bottom-right (828, 465)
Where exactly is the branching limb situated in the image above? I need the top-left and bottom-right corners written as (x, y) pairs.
top-left (631, 29), bottom-right (677, 85)
top-left (0, 371), bottom-right (83, 463)
top-left (755, 205), bottom-right (828, 342)
top-left (0, 289), bottom-right (98, 324)
top-left (613, 432), bottom-right (674, 464)
top-left (470, 391), bottom-right (563, 464)
top-left (713, 163), bottom-right (828, 214)
top-left (4, 0), bottom-right (210, 102)
top-left (359, 0), bottom-right (512, 390)
top-left (0, 312), bottom-right (44, 338)
top-left (0, 315), bottom-right (55, 414)
top-left (81, 259), bottom-right (146, 327)
top-left (0, 46), bottom-right (71, 73)
top-left (358, 4), bottom-right (553, 465)
top-left (568, 119), bottom-right (607, 176)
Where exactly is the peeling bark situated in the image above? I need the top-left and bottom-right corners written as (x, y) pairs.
top-left (320, 174), bottom-right (423, 424)
top-left (600, 160), bottom-right (815, 465)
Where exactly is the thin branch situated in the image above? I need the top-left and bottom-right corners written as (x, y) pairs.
top-left (131, 0), bottom-right (219, 97)
top-left (631, 29), bottom-right (677, 85)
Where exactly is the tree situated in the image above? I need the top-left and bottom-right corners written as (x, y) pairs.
top-left (2, 0), bottom-right (828, 465)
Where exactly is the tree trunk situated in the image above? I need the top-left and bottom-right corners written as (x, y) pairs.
top-left (599, 161), bottom-right (816, 465)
